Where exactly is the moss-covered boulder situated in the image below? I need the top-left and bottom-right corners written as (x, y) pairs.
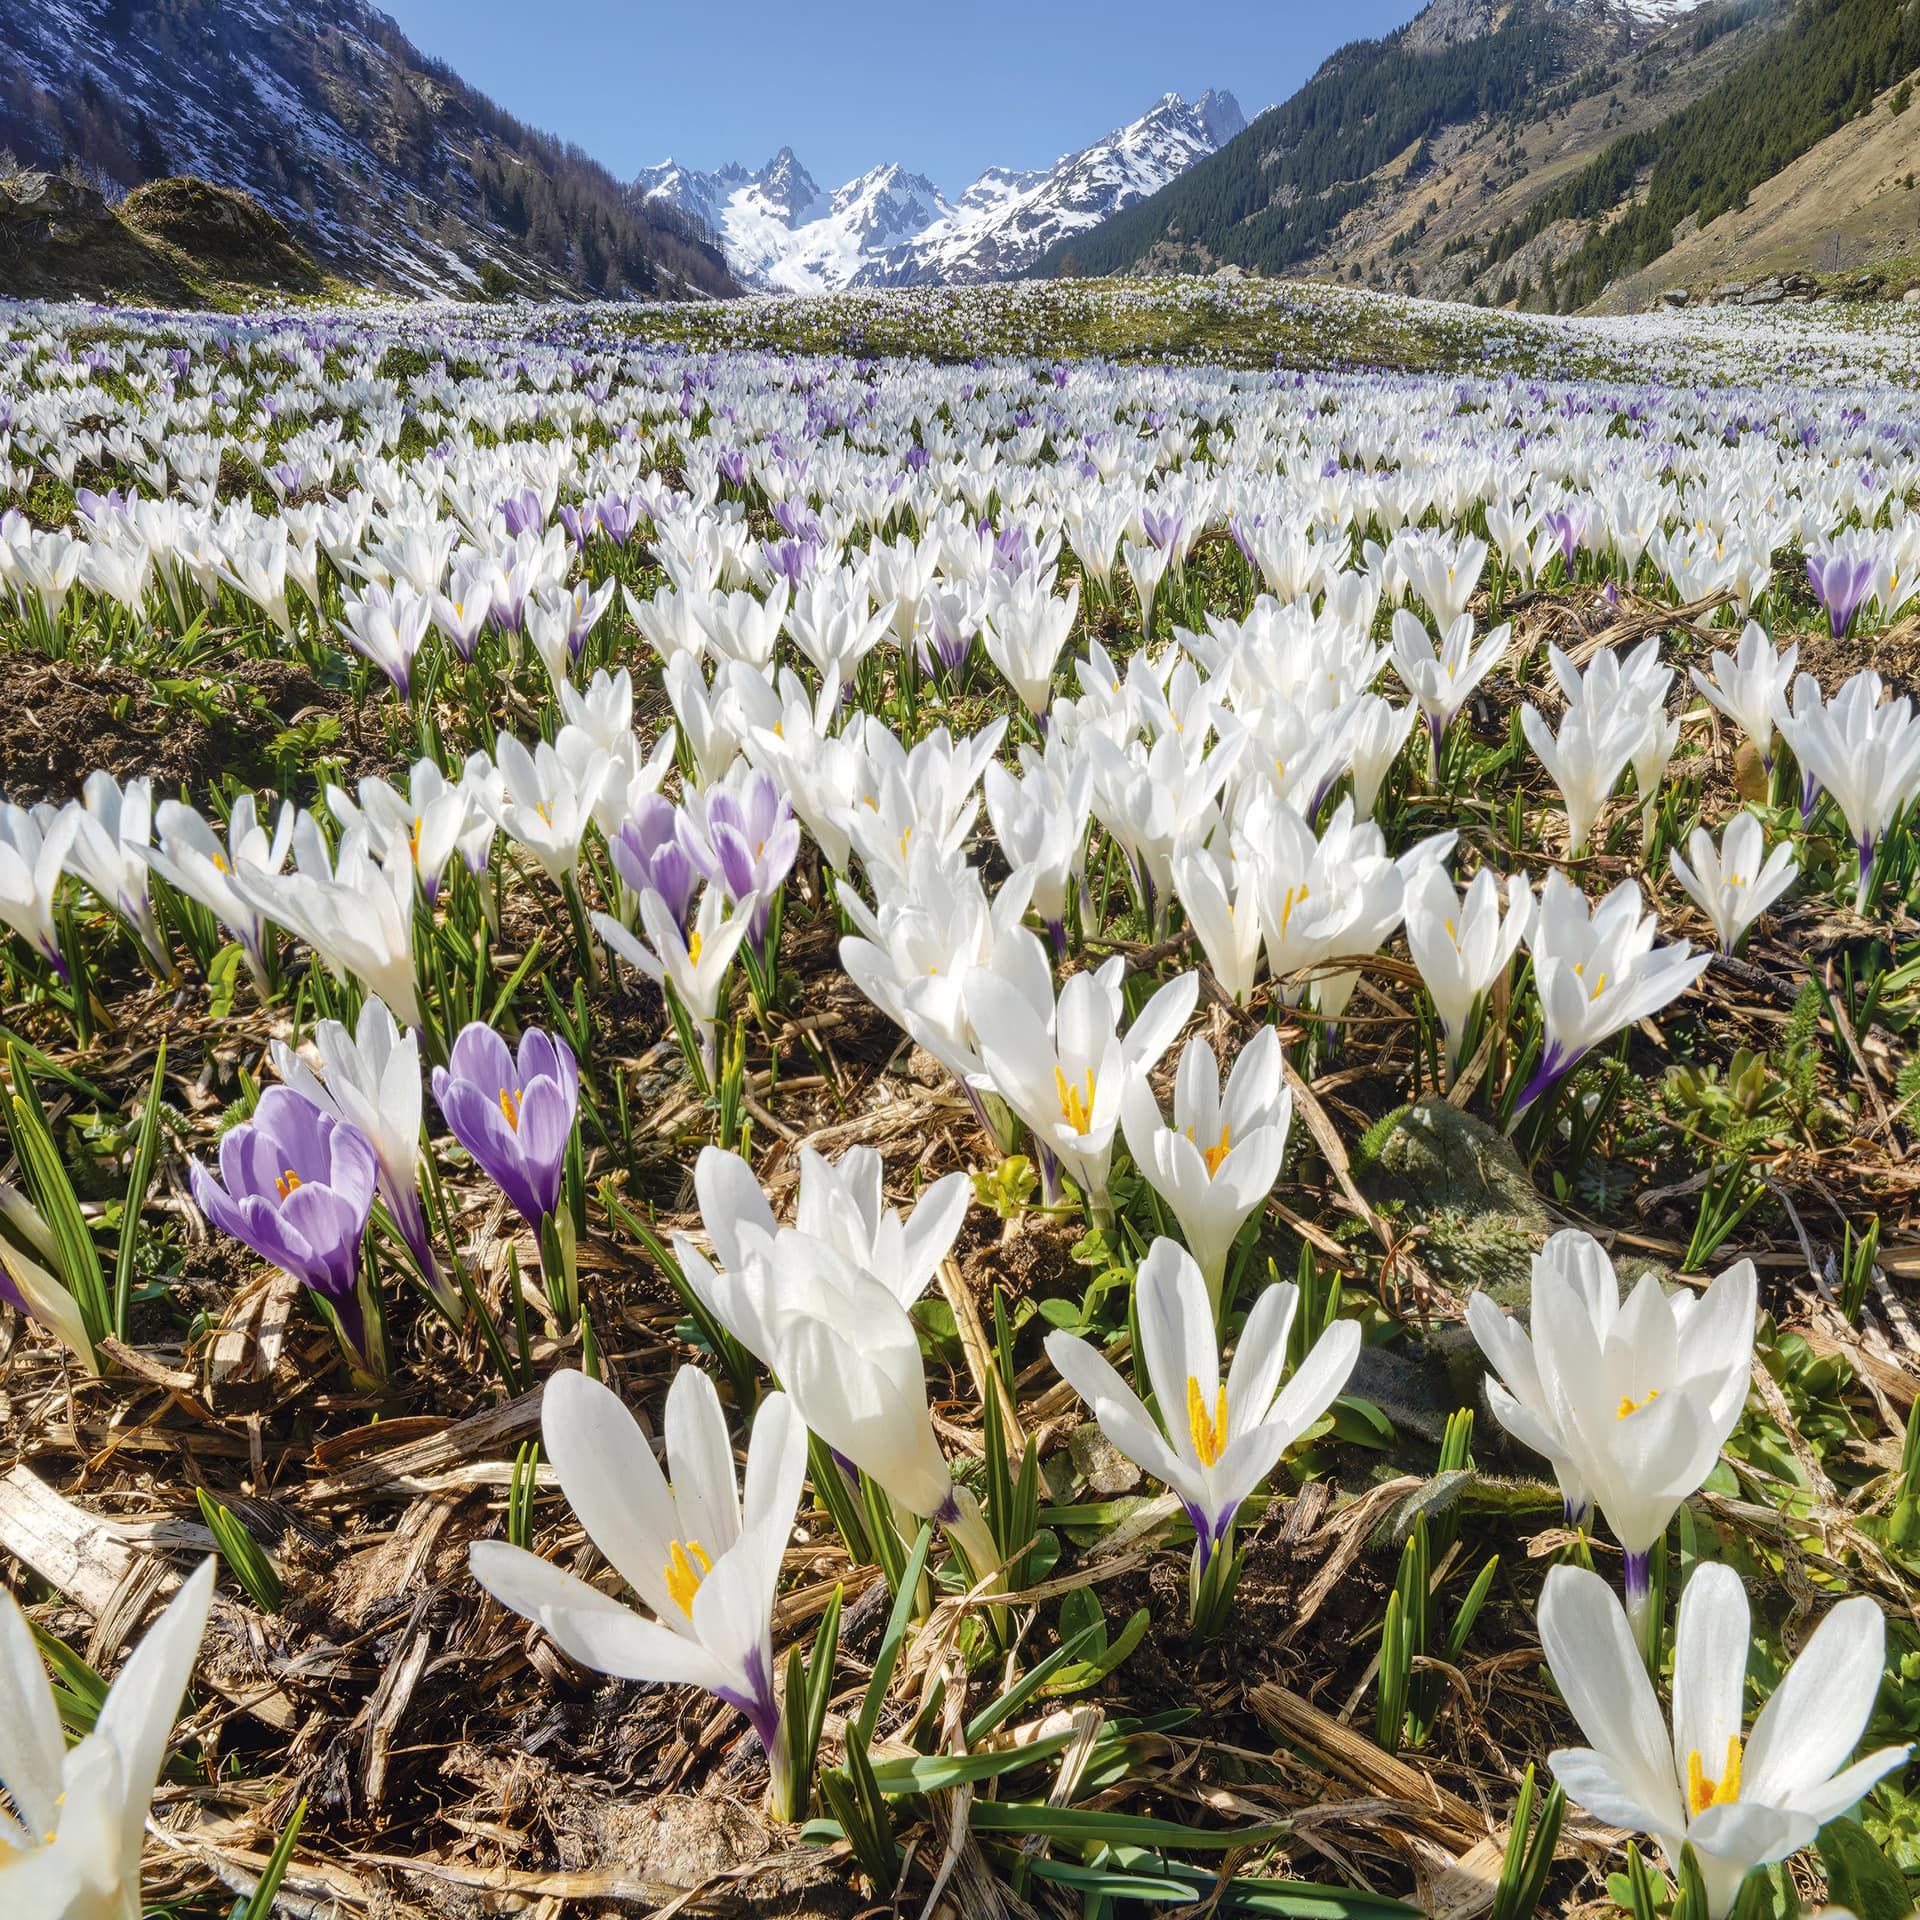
top-left (1358, 1096), bottom-right (1552, 1315)
top-left (1344, 1098), bottom-right (1556, 1450)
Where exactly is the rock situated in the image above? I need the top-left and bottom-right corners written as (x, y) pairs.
top-left (1712, 281), bottom-right (1748, 303)
top-left (1357, 1097), bottom-right (1551, 1313)
top-left (1068, 1421), bottom-right (1142, 1497)
top-left (1904, 287), bottom-right (1920, 305)
top-left (1782, 271), bottom-right (1816, 295)
top-left (1841, 269), bottom-right (1884, 299)
top-left (1348, 1098), bottom-right (1558, 1450)
top-left (1658, 286), bottom-right (1690, 308)
top-left (1743, 279), bottom-right (1785, 305)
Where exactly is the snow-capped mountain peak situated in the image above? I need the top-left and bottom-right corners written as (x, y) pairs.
top-left (637, 88), bottom-right (1243, 293)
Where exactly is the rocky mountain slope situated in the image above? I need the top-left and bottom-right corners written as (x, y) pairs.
top-left (1038, 0), bottom-right (1747, 292)
top-left (638, 91), bottom-right (1245, 293)
top-left (0, 0), bottom-right (732, 300)
top-left (1043, 0), bottom-right (1920, 312)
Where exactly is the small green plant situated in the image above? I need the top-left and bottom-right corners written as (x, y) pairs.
top-left (195, 1490), bottom-right (285, 1614)
top-left (1375, 1514), bottom-right (1499, 1753)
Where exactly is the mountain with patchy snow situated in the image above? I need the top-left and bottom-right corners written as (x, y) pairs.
top-left (0, 0), bottom-right (732, 299)
top-left (638, 90), bottom-right (1244, 293)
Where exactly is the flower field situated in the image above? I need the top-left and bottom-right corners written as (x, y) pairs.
top-left (1, 278), bottom-right (1918, 1919)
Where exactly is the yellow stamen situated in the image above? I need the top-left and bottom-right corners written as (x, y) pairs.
top-left (1055, 1065), bottom-right (1096, 1133)
top-left (213, 852), bottom-right (231, 874)
top-left (275, 1169), bottom-right (301, 1198)
top-left (1617, 1387), bottom-right (1659, 1419)
top-left (499, 1087), bottom-right (521, 1131)
top-left (688, 929), bottom-right (703, 965)
top-left (1686, 1735), bottom-right (1743, 1817)
top-left (1187, 1121), bottom-right (1232, 1177)
top-left (1186, 1374), bottom-right (1228, 1467)
top-left (663, 1538), bottom-right (712, 1616)
top-left (1279, 882), bottom-right (1309, 941)
top-left (409, 814), bottom-right (423, 865)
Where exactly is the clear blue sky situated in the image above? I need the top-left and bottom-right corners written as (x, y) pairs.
top-left (380, 0), bottom-right (1422, 195)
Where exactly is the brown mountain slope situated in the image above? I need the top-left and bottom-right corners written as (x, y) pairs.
top-left (1287, 3), bottom-right (1784, 303)
top-left (1591, 74), bottom-right (1920, 310)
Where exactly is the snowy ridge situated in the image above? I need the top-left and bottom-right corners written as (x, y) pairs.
top-left (639, 90), bottom-right (1244, 294)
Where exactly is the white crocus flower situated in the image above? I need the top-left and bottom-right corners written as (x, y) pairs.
top-left (0, 1179), bottom-right (100, 1373)
top-left (1669, 813), bottom-right (1796, 954)
top-left (1539, 1561), bottom-right (1908, 1920)
top-left (838, 846), bottom-right (1033, 1141)
top-left (0, 801), bottom-right (80, 980)
top-left (325, 758), bottom-right (473, 905)
top-left (1347, 693), bottom-right (1417, 816)
top-left (0, 1556), bottom-right (215, 1919)
top-left (1777, 670), bottom-right (1920, 909)
top-left (62, 771), bottom-right (172, 977)
top-left (339, 580), bottom-right (431, 701)
top-left (713, 1225), bottom-right (1000, 1578)
top-left (966, 929), bottom-right (1197, 1217)
top-left (1690, 623), bottom-right (1796, 772)
top-left (1404, 864), bottom-right (1532, 1074)
top-left (1390, 610), bottom-right (1512, 759)
top-left (229, 814), bottom-right (422, 1026)
top-left (146, 795), bottom-right (292, 993)
top-left (1170, 837), bottom-right (1264, 1007)
top-left (1521, 694), bottom-right (1643, 858)
top-left (594, 886), bottom-right (757, 1076)
top-left (981, 576), bottom-right (1081, 718)
top-left (1046, 1237), bottom-right (1359, 1570)
top-left (1519, 872), bottom-right (1709, 1115)
top-left (490, 731), bottom-right (610, 887)
top-left (1121, 1029), bottom-right (1291, 1308)
top-left (1468, 1229), bottom-right (1755, 1626)
top-left (470, 1369), bottom-right (805, 1797)
top-left (269, 995), bottom-right (452, 1315)
top-left (682, 1142), bottom-right (969, 1315)
top-left (983, 748), bottom-right (1092, 955)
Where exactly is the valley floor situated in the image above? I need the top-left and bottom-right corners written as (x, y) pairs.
top-left (0, 277), bottom-right (1916, 1920)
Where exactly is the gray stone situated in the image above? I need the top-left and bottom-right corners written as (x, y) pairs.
top-left (1357, 1097), bottom-right (1551, 1314)
top-left (1743, 281), bottom-right (1785, 306)
top-left (1712, 281), bottom-right (1748, 303)
top-left (1904, 287), bottom-right (1920, 305)
top-left (1659, 286), bottom-right (1691, 308)
top-left (1068, 1420), bottom-right (1142, 1497)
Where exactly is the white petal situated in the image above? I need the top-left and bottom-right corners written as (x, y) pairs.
top-left (94, 1558), bottom-right (215, 1872)
top-left (540, 1369), bottom-right (679, 1616)
top-left (1670, 1563), bottom-right (1749, 1793)
top-left (1537, 1565), bottom-right (1686, 1835)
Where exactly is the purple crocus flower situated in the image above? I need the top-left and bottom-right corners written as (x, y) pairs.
top-left (499, 488), bottom-right (544, 539)
top-left (556, 503), bottom-right (594, 551)
top-left (610, 794), bottom-right (699, 931)
top-left (681, 771), bottom-right (798, 955)
top-left (1541, 509), bottom-right (1582, 567)
top-left (715, 448), bottom-right (749, 490)
top-left (190, 1088), bottom-right (378, 1358)
top-left (595, 491), bottom-right (649, 546)
top-left (1806, 551), bottom-right (1875, 638)
top-left (993, 524), bottom-right (1033, 574)
top-left (432, 1024), bottom-right (578, 1233)
top-left (1142, 506), bottom-right (1184, 556)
